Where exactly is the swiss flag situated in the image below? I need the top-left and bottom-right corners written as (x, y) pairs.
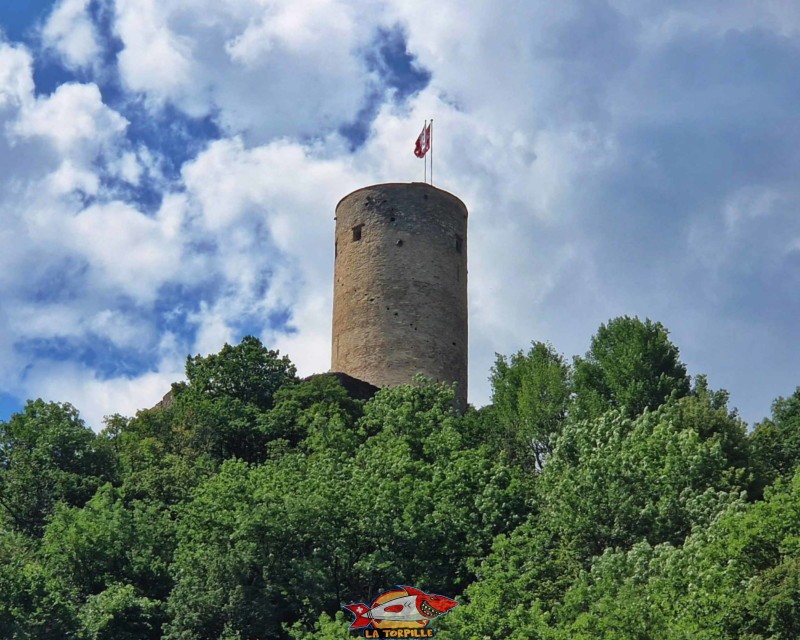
top-left (414, 123), bottom-right (431, 158)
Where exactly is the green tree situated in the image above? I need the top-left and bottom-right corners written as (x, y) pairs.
top-left (437, 514), bottom-right (579, 640)
top-left (79, 583), bottom-right (163, 640)
top-left (165, 381), bottom-right (530, 639)
top-left (184, 335), bottom-right (297, 411)
top-left (539, 391), bottom-right (749, 556)
top-left (490, 342), bottom-right (571, 470)
top-left (287, 611), bottom-right (353, 640)
top-left (41, 485), bottom-right (176, 602)
top-left (260, 373), bottom-right (364, 454)
top-left (573, 316), bottom-right (690, 420)
top-left (750, 388), bottom-right (800, 492)
top-left (0, 528), bottom-right (80, 638)
top-left (6, 318), bottom-right (800, 640)
top-left (348, 381), bottom-right (532, 597)
top-left (101, 407), bottom-right (217, 507)
top-left (0, 400), bottom-right (116, 537)
top-left (164, 456), bottom-right (347, 639)
top-left (164, 336), bottom-right (299, 463)
top-left (550, 469), bottom-right (800, 639)
top-left (441, 390), bottom-right (749, 640)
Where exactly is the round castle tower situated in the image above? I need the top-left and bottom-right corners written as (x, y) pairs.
top-left (331, 182), bottom-right (468, 411)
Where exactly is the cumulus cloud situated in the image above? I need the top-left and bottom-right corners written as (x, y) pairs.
top-left (0, 38), bottom-right (190, 426)
top-left (112, 0), bottom-right (384, 140)
top-left (0, 42), bottom-right (33, 110)
top-left (41, 0), bottom-right (102, 70)
top-left (2, 1), bottom-right (800, 428)
top-left (65, 199), bottom-right (187, 302)
top-left (178, 135), bottom-right (366, 371)
top-left (21, 332), bottom-right (186, 428)
top-left (12, 82), bottom-right (127, 156)
top-left (113, 0), bottom-right (194, 105)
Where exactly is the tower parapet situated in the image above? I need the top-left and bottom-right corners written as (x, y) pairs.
top-left (331, 182), bottom-right (468, 411)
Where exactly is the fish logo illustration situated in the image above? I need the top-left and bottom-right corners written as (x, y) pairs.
top-left (343, 585), bottom-right (458, 637)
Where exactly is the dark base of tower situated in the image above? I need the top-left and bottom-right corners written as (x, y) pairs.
top-left (305, 372), bottom-right (381, 402)
top-left (148, 372), bottom-right (466, 414)
top-left (317, 372), bottom-right (467, 414)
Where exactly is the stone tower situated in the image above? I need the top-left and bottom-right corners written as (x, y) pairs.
top-left (331, 182), bottom-right (468, 411)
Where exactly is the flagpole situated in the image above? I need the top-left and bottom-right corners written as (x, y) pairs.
top-left (430, 119), bottom-right (434, 186)
top-left (424, 120), bottom-right (427, 183)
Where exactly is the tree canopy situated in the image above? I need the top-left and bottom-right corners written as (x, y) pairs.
top-left (572, 316), bottom-right (690, 419)
top-left (0, 325), bottom-right (798, 639)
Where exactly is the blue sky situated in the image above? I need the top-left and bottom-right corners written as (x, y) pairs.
top-left (0, 0), bottom-right (799, 429)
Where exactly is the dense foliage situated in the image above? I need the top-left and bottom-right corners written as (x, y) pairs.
top-left (1, 320), bottom-right (799, 639)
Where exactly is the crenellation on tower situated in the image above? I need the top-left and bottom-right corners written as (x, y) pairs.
top-left (331, 182), bottom-right (468, 411)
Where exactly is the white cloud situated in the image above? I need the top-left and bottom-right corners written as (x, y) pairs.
top-left (47, 159), bottom-right (101, 195)
top-left (8, 304), bottom-right (153, 350)
top-left (64, 199), bottom-right (188, 303)
top-left (0, 52), bottom-right (193, 424)
top-left (108, 151), bottom-right (143, 185)
top-left (722, 187), bottom-right (783, 232)
top-left (272, 293), bottom-right (331, 378)
top-left (224, 0), bottom-right (358, 63)
top-left (113, 0), bottom-right (194, 107)
top-left (21, 335), bottom-right (186, 429)
top-left (0, 42), bottom-right (33, 111)
top-left (178, 134), bottom-right (366, 369)
top-left (42, 0), bottom-right (102, 70)
top-left (111, 0), bottom-right (382, 139)
top-left (12, 82), bottom-right (127, 158)
top-left (188, 302), bottom-right (235, 358)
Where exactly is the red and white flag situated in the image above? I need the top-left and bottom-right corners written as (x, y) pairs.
top-left (414, 122), bottom-right (431, 158)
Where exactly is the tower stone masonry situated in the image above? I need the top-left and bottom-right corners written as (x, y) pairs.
top-left (331, 182), bottom-right (468, 411)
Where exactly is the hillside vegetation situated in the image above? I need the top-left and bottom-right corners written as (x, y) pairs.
top-left (1, 318), bottom-right (799, 639)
